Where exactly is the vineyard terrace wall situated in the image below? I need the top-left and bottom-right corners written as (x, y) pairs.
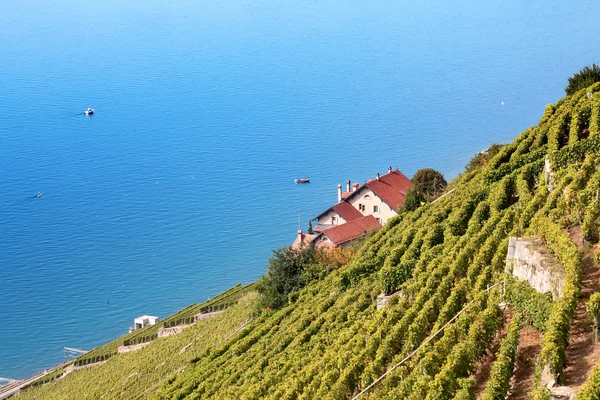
top-left (506, 236), bottom-right (565, 300)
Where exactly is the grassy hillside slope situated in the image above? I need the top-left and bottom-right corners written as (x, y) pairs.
top-left (16, 84), bottom-right (600, 399)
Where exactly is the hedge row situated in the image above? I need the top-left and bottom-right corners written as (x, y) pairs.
top-left (123, 333), bottom-right (158, 347)
top-left (533, 216), bottom-right (583, 382)
top-left (481, 314), bottom-right (522, 400)
top-left (74, 353), bottom-right (114, 367)
top-left (505, 276), bottom-right (553, 332)
top-left (549, 134), bottom-right (600, 169)
top-left (578, 362), bottom-right (600, 400)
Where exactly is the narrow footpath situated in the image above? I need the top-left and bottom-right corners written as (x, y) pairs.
top-left (563, 227), bottom-right (600, 387)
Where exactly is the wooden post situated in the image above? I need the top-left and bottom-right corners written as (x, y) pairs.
top-left (595, 313), bottom-right (599, 344)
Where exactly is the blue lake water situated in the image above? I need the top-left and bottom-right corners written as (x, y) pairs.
top-left (1, 0), bottom-right (599, 379)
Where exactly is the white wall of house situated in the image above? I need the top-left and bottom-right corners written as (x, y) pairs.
top-left (346, 188), bottom-right (397, 225)
top-left (317, 209), bottom-right (347, 226)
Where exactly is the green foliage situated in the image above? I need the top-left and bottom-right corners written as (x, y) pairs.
top-left (481, 314), bottom-right (522, 400)
top-left (578, 362), bottom-right (600, 400)
top-left (565, 64), bottom-right (600, 96)
top-left (307, 220), bottom-right (313, 234)
top-left (588, 292), bottom-right (600, 317)
top-left (587, 292), bottom-right (600, 344)
top-left (505, 276), bottom-right (553, 331)
top-left (533, 216), bottom-right (583, 382)
top-left (490, 175), bottom-right (516, 212)
top-left (379, 259), bottom-right (415, 294)
top-left (454, 378), bottom-right (476, 400)
top-left (402, 187), bottom-right (426, 211)
top-left (465, 143), bottom-right (505, 173)
top-left (412, 168), bottom-right (448, 199)
top-left (256, 246), bottom-right (319, 309)
top-left (583, 201), bottom-right (600, 243)
top-left (549, 133), bottom-right (600, 169)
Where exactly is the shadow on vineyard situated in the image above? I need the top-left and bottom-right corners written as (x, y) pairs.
top-left (14, 78), bottom-right (600, 399)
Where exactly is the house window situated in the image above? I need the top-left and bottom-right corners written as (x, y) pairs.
top-left (373, 205), bottom-right (379, 213)
top-left (364, 194), bottom-right (371, 199)
top-left (377, 218), bottom-right (382, 224)
top-left (359, 204), bottom-right (365, 212)
top-left (332, 216), bottom-right (337, 225)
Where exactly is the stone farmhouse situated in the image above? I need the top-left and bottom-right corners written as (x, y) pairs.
top-left (292, 167), bottom-right (414, 249)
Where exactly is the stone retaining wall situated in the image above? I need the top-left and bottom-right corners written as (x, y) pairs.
top-left (506, 236), bottom-right (565, 299)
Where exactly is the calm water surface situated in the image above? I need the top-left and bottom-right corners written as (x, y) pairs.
top-left (1, 0), bottom-right (599, 378)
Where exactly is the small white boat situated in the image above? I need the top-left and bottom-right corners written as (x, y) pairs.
top-left (37, 192), bottom-right (42, 198)
top-left (84, 107), bottom-right (94, 115)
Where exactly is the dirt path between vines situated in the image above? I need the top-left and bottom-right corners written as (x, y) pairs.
top-left (563, 227), bottom-right (600, 387)
top-left (473, 309), bottom-right (512, 398)
top-left (507, 324), bottom-right (542, 400)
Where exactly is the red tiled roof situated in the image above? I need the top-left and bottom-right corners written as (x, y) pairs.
top-left (314, 200), bottom-right (363, 222)
top-left (321, 215), bottom-right (381, 246)
top-left (346, 170), bottom-right (414, 212)
top-left (291, 231), bottom-right (319, 250)
top-left (331, 202), bottom-right (363, 221)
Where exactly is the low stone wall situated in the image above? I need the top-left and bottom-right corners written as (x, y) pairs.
top-left (506, 236), bottom-right (565, 300)
top-left (376, 291), bottom-right (402, 310)
top-left (157, 325), bottom-right (189, 338)
top-left (194, 310), bottom-right (223, 321)
top-left (118, 342), bottom-right (150, 353)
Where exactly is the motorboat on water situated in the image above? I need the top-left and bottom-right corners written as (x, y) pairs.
top-left (84, 107), bottom-right (94, 115)
top-left (37, 192), bottom-right (42, 198)
top-left (294, 178), bottom-right (310, 184)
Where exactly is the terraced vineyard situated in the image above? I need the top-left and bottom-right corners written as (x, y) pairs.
top-left (73, 282), bottom-right (256, 366)
top-left (16, 84), bottom-right (600, 399)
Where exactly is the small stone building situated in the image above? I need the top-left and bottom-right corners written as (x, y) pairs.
top-left (132, 315), bottom-right (160, 331)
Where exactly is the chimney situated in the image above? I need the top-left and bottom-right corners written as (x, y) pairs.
top-left (297, 230), bottom-right (303, 247)
top-left (346, 180), bottom-right (351, 192)
top-left (388, 166), bottom-right (392, 174)
top-left (376, 173), bottom-right (380, 181)
top-left (353, 183), bottom-right (359, 192)
top-left (337, 184), bottom-right (342, 203)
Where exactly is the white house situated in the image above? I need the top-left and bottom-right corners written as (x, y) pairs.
top-left (293, 167), bottom-right (413, 250)
top-left (293, 215), bottom-right (381, 249)
top-left (341, 168), bottom-right (413, 225)
top-left (132, 315), bottom-right (160, 331)
top-left (313, 201), bottom-right (364, 232)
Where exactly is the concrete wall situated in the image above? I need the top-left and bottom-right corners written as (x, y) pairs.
top-left (118, 342), bottom-right (150, 353)
top-left (506, 236), bottom-right (565, 300)
top-left (376, 291), bottom-right (403, 310)
top-left (157, 325), bottom-right (189, 338)
top-left (346, 187), bottom-right (397, 225)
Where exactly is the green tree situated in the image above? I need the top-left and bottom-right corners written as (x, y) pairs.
top-left (256, 246), bottom-right (318, 309)
top-left (412, 168), bottom-right (447, 198)
top-left (402, 188), bottom-right (426, 212)
top-left (307, 220), bottom-right (313, 234)
top-left (566, 64), bottom-right (600, 96)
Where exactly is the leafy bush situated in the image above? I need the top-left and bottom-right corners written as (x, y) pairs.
top-left (412, 168), bottom-right (447, 199)
top-left (402, 188), bottom-right (426, 211)
top-left (481, 314), bottom-right (521, 400)
top-left (505, 276), bottom-right (553, 331)
top-left (465, 143), bottom-right (505, 173)
top-left (565, 64), bottom-right (600, 96)
top-left (256, 246), bottom-right (318, 309)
